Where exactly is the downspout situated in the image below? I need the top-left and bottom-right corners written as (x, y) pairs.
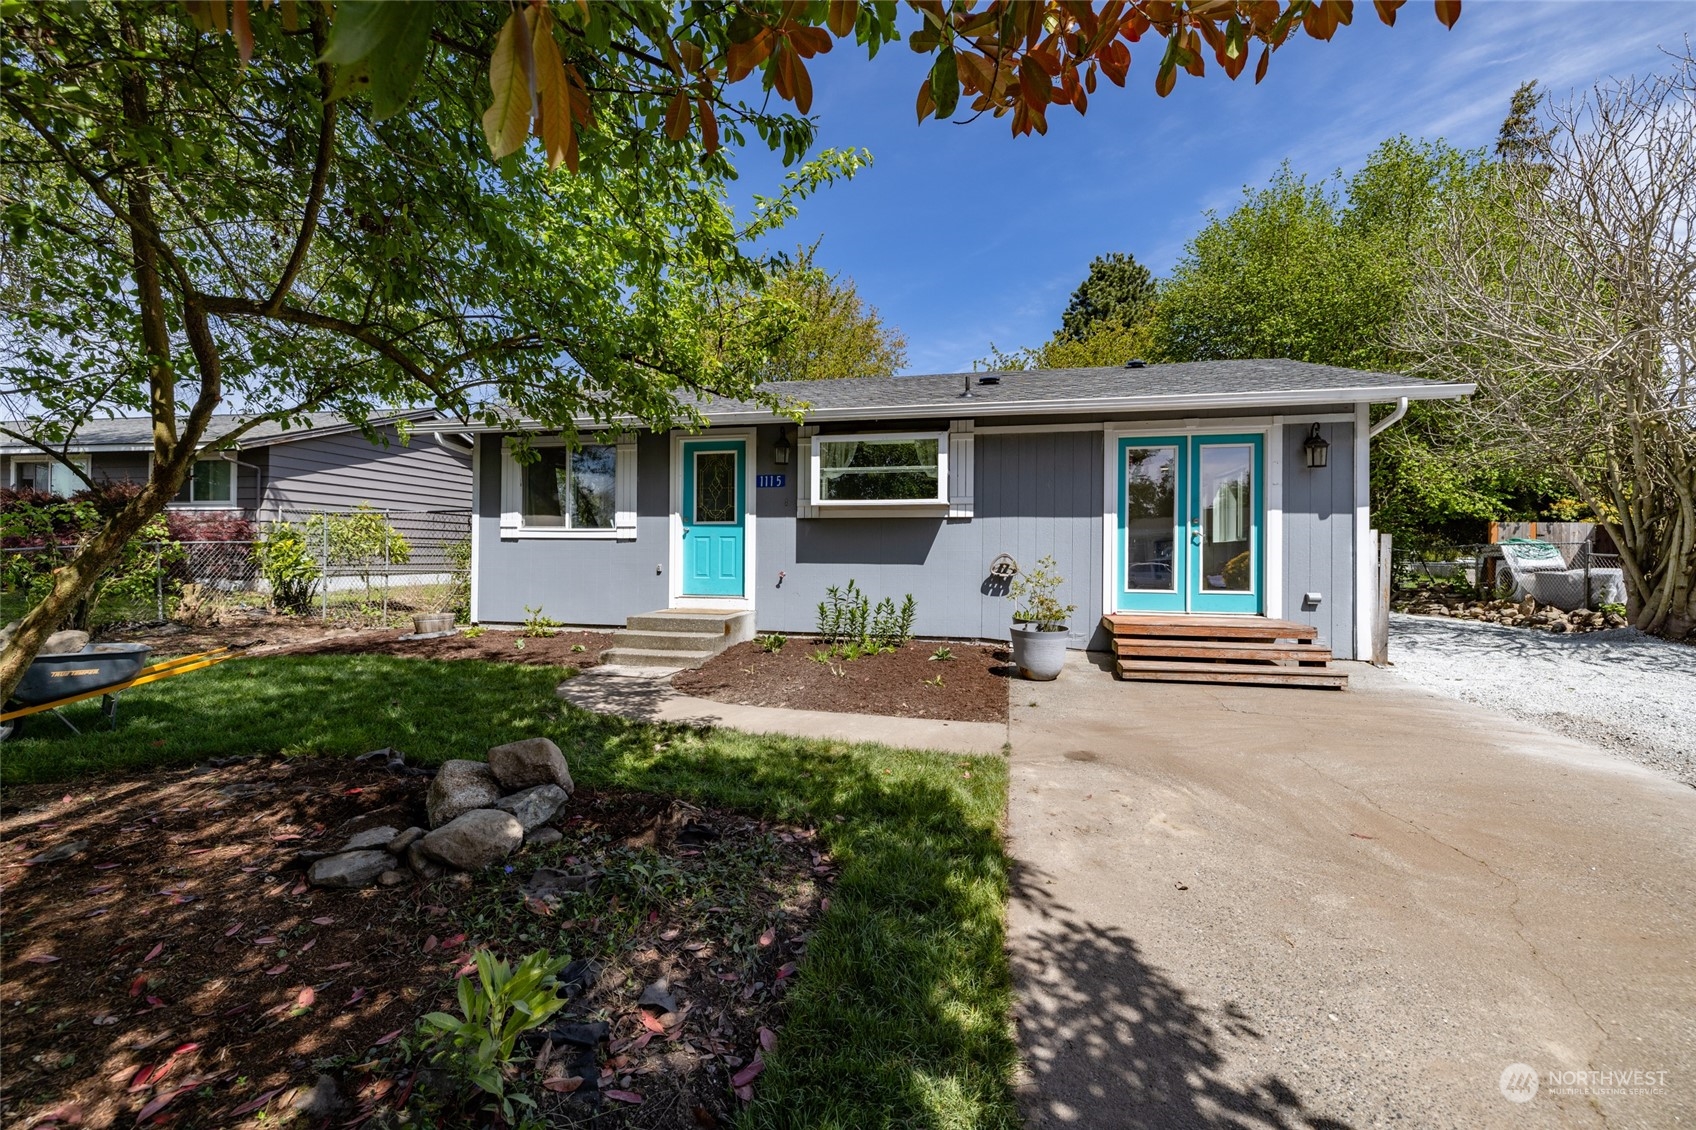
top-left (1368, 397), bottom-right (1409, 439)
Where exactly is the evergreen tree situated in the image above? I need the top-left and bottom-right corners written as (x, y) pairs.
top-left (1058, 253), bottom-right (1155, 341)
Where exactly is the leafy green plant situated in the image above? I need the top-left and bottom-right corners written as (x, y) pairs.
top-left (815, 580), bottom-right (915, 655)
top-left (1008, 555), bottom-right (1075, 631)
top-left (924, 674), bottom-right (944, 687)
top-left (416, 949), bottom-right (570, 1122)
top-left (522, 605), bottom-right (562, 638)
top-left (304, 504), bottom-right (411, 586)
top-left (254, 522), bottom-right (321, 613)
top-left (929, 646), bottom-right (954, 662)
top-left (570, 643), bottom-right (586, 653)
top-left (445, 539), bottom-right (472, 623)
top-left (759, 632), bottom-right (787, 653)
top-left (1597, 602), bottom-right (1626, 617)
top-left (462, 625), bottom-right (487, 640)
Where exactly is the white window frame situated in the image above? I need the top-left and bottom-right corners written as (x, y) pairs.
top-left (11, 453), bottom-right (90, 496)
top-left (173, 456), bottom-right (238, 508)
top-left (499, 435), bottom-right (638, 540)
top-left (808, 430), bottom-right (950, 511)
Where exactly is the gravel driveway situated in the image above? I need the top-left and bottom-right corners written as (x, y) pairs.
top-left (1387, 612), bottom-right (1696, 786)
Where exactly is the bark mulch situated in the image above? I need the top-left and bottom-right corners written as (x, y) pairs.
top-left (0, 758), bottom-right (827, 1129)
top-left (101, 621), bottom-right (616, 668)
top-left (673, 639), bottom-right (1011, 724)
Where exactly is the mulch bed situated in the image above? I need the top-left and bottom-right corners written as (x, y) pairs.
top-left (0, 758), bottom-right (827, 1129)
top-left (673, 640), bottom-right (1010, 724)
top-left (100, 621), bottom-right (616, 668)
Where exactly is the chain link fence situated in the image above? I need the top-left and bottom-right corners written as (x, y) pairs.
top-left (1, 509), bottom-right (469, 631)
top-left (1393, 540), bottom-right (1628, 612)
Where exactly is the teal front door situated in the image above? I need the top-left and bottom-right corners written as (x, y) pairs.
top-left (1116, 434), bottom-right (1263, 615)
top-left (681, 439), bottom-right (746, 597)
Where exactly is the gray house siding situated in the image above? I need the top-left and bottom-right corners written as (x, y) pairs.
top-left (1280, 420), bottom-right (1356, 658)
top-left (472, 433), bottom-right (670, 626)
top-left (263, 426), bottom-right (470, 515)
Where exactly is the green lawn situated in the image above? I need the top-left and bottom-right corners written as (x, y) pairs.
top-left (1, 654), bottom-right (1018, 1129)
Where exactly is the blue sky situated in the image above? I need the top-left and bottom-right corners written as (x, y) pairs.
top-left (729, 2), bottom-right (1692, 374)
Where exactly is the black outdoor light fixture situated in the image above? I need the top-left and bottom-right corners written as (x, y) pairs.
top-left (772, 431), bottom-right (793, 466)
top-left (1303, 423), bottom-right (1331, 470)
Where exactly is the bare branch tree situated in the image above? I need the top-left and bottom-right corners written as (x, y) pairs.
top-left (1398, 48), bottom-right (1696, 638)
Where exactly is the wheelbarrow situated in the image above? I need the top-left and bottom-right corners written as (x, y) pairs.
top-left (0, 644), bottom-right (237, 740)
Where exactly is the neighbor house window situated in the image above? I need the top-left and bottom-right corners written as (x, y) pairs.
top-left (174, 458), bottom-right (235, 505)
top-left (12, 455), bottom-right (90, 497)
top-left (520, 445), bottom-right (616, 529)
top-left (811, 433), bottom-right (947, 506)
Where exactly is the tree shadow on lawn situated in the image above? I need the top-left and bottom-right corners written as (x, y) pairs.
top-left (1008, 858), bottom-right (1355, 1130)
top-left (3, 654), bottom-right (1022, 1130)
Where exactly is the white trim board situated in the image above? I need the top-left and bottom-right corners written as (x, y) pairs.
top-left (667, 429), bottom-right (757, 612)
top-left (1353, 402), bottom-right (1373, 659)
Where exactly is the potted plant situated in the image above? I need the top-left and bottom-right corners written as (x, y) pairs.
top-left (1007, 555), bottom-right (1075, 680)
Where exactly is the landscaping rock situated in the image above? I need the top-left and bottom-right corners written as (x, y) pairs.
top-left (40, 630), bottom-right (91, 655)
top-left (406, 841), bottom-right (445, 880)
top-left (420, 809), bottom-right (523, 871)
top-left (339, 825), bottom-right (400, 852)
top-left (525, 827), bottom-right (564, 848)
top-left (486, 737), bottom-right (573, 793)
top-left (387, 826), bottom-right (426, 855)
top-left (495, 783), bottom-right (570, 832)
top-left (307, 850), bottom-right (396, 889)
top-left (26, 840), bottom-right (88, 865)
top-left (289, 1075), bottom-right (348, 1120)
top-left (426, 760), bottom-right (501, 828)
top-left (378, 869), bottom-right (410, 887)
top-left (522, 866), bottom-right (601, 903)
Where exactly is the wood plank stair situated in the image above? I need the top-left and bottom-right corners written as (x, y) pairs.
top-left (1103, 614), bottom-right (1347, 689)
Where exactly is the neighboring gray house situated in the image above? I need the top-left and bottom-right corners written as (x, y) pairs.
top-left (434, 360), bottom-right (1470, 667)
top-left (1, 410), bottom-right (472, 519)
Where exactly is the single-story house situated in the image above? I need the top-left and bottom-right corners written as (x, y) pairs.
top-left (1, 410), bottom-right (473, 519)
top-left (427, 360), bottom-right (1471, 662)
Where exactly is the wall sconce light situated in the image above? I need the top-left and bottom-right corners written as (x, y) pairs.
top-left (1303, 423), bottom-right (1330, 470)
top-left (772, 431), bottom-right (793, 466)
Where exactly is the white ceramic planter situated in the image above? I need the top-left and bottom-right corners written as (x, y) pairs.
top-left (1009, 622), bottom-right (1069, 681)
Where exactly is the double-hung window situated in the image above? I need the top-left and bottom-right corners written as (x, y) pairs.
top-left (174, 458), bottom-right (236, 506)
top-left (500, 437), bottom-right (637, 539)
top-left (811, 432), bottom-right (948, 507)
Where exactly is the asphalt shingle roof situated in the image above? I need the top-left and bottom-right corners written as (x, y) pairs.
top-left (1, 410), bottom-right (432, 452)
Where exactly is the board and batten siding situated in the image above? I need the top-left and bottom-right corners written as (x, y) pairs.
top-left (262, 425), bottom-right (470, 515)
top-left (1279, 419), bottom-right (1356, 658)
top-left (472, 433), bottom-right (670, 626)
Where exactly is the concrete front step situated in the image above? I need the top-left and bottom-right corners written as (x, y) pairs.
top-left (598, 646), bottom-right (715, 669)
top-left (613, 628), bottom-right (727, 652)
top-left (626, 610), bottom-right (754, 635)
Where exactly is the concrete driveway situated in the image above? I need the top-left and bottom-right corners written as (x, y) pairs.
top-left (1008, 654), bottom-right (1696, 1129)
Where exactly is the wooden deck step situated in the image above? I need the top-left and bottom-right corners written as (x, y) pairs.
top-left (1114, 638), bottom-right (1334, 664)
top-left (1115, 660), bottom-right (1348, 689)
top-left (1102, 614), bottom-right (1318, 642)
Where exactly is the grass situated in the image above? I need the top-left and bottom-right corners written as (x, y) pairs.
top-left (1, 654), bottom-right (1018, 1129)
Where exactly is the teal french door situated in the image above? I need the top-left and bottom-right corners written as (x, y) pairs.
top-left (1115, 433), bottom-right (1264, 615)
top-left (680, 438), bottom-right (746, 597)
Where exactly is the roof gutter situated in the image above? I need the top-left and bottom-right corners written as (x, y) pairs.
top-left (1367, 396), bottom-right (1411, 439)
top-left (409, 383), bottom-right (1476, 434)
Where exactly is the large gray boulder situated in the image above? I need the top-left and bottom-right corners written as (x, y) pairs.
top-left (495, 784), bottom-right (570, 832)
top-left (308, 850), bottom-right (397, 889)
top-left (420, 809), bottom-right (523, 871)
top-left (40, 630), bottom-right (91, 655)
top-left (339, 825), bottom-right (400, 852)
top-left (426, 760), bottom-right (501, 828)
top-left (486, 738), bottom-right (573, 793)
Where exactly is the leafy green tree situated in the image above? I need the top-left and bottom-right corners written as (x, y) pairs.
top-left (1059, 252), bottom-right (1155, 341)
top-left (715, 247), bottom-right (908, 381)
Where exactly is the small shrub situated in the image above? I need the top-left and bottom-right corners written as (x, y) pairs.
top-left (815, 580), bottom-right (916, 656)
top-left (924, 674), bottom-right (944, 687)
top-left (416, 949), bottom-right (570, 1123)
top-left (758, 632), bottom-right (787, 653)
top-left (462, 625), bottom-right (487, 639)
top-left (445, 539), bottom-right (472, 623)
top-left (929, 646), bottom-right (954, 662)
top-left (1008, 555), bottom-right (1075, 631)
top-left (570, 643), bottom-right (586, 653)
top-left (1597, 602), bottom-right (1626, 617)
top-left (254, 522), bottom-right (321, 613)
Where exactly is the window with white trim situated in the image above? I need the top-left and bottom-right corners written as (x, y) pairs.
top-left (500, 437), bottom-right (638, 539)
top-left (12, 454), bottom-right (91, 497)
top-left (811, 432), bottom-right (948, 506)
top-left (173, 458), bottom-right (236, 505)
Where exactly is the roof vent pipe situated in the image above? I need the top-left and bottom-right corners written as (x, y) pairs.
top-left (1123, 359), bottom-right (1146, 369)
top-left (1367, 397), bottom-right (1410, 439)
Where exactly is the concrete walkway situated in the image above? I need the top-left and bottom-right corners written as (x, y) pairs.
top-left (557, 667), bottom-right (1008, 755)
top-left (1008, 653), bottom-right (1696, 1129)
